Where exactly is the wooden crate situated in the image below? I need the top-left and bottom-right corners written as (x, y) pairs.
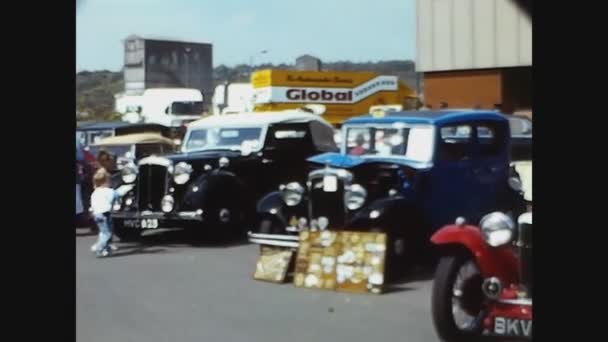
top-left (253, 245), bottom-right (294, 283)
top-left (293, 230), bottom-right (387, 294)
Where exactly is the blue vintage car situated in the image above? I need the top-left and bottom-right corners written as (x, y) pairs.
top-left (253, 110), bottom-right (527, 271)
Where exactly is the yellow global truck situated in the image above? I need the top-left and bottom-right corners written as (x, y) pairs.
top-left (251, 69), bottom-right (418, 125)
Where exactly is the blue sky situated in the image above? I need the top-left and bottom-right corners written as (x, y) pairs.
top-left (76, 0), bottom-right (416, 71)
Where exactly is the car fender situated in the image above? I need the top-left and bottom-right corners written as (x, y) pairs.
top-left (256, 191), bottom-right (308, 227)
top-left (256, 191), bottom-right (288, 225)
top-left (431, 225), bottom-right (519, 282)
top-left (347, 196), bottom-right (416, 230)
top-left (182, 169), bottom-right (248, 212)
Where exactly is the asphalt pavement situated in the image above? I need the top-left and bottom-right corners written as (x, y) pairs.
top-left (76, 227), bottom-right (439, 342)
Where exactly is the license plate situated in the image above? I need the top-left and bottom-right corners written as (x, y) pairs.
top-left (494, 317), bottom-right (532, 337)
top-left (123, 219), bottom-right (159, 229)
top-left (323, 175), bottom-right (338, 192)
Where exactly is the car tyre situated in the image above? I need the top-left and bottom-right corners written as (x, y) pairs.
top-left (431, 254), bottom-right (483, 342)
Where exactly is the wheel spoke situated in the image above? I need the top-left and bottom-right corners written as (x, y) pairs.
top-left (450, 259), bottom-right (482, 331)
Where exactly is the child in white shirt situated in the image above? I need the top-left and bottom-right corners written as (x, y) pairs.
top-left (90, 168), bottom-right (118, 257)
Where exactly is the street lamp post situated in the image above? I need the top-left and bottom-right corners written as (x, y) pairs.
top-left (184, 47), bottom-right (192, 88)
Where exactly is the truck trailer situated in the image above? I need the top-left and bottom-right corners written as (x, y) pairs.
top-left (251, 69), bottom-right (418, 125)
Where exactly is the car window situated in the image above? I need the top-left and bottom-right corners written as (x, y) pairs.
top-left (186, 129), bottom-right (208, 150)
top-left (439, 124), bottom-right (473, 161)
top-left (345, 127), bottom-right (372, 156)
top-left (508, 116), bottom-right (532, 137)
top-left (405, 126), bottom-right (434, 163)
top-left (88, 130), bottom-right (113, 145)
top-left (171, 101), bottom-right (204, 116)
top-left (184, 127), bottom-right (263, 152)
top-left (344, 125), bottom-right (435, 162)
top-left (477, 124), bottom-right (502, 157)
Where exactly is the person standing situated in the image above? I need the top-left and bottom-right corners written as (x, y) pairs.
top-left (97, 150), bottom-right (121, 188)
top-left (90, 168), bottom-right (119, 257)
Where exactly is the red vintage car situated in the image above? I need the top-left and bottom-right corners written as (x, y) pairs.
top-left (430, 211), bottom-right (532, 341)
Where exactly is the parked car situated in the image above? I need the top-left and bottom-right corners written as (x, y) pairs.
top-left (109, 110), bottom-right (338, 241)
top-left (89, 133), bottom-right (177, 170)
top-left (506, 114), bottom-right (532, 161)
top-left (252, 110), bottom-right (527, 271)
top-left (430, 211), bottom-right (532, 340)
top-left (505, 114), bottom-right (532, 207)
top-left (76, 121), bottom-right (171, 148)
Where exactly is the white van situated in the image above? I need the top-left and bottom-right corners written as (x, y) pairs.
top-left (115, 88), bottom-right (204, 127)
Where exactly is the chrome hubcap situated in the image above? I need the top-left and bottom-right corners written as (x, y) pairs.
top-left (451, 260), bottom-right (483, 331)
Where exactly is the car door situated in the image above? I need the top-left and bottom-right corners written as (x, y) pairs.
top-left (427, 122), bottom-right (479, 230)
top-left (471, 120), bottom-right (510, 217)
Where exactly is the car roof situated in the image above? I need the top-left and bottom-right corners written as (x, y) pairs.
top-left (91, 133), bottom-right (175, 146)
top-left (187, 111), bottom-right (333, 130)
top-left (344, 109), bottom-right (508, 126)
top-left (76, 121), bottom-right (133, 131)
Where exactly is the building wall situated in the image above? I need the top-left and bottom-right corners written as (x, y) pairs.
top-left (424, 69), bottom-right (502, 109)
top-left (124, 38), bottom-right (146, 93)
top-left (144, 40), bottom-right (213, 102)
top-left (423, 66), bottom-right (531, 113)
top-left (416, 0), bottom-right (532, 72)
top-left (123, 36), bottom-right (214, 111)
top-left (501, 67), bottom-right (532, 114)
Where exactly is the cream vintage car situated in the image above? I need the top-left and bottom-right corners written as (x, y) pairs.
top-left (89, 133), bottom-right (177, 170)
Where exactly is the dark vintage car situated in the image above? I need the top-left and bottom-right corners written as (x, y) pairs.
top-left (110, 111), bottom-right (338, 240)
top-left (252, 110), bottom-right (527, 271)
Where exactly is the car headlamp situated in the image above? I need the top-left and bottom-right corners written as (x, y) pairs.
top-left (161, 195), bottom-right (174, 213)
top-left (480, 212), bottom-right (516, 247)
top-left (112, 199), bottom-right (122, 211)
top-left (121, 163), bottom-right (138, 184)
top-left (173, 162), bottom-right (193, 185)
top-left (280, 182), bottom-right (304, 206)
top-left (345, 184), bottom-right (367, 210)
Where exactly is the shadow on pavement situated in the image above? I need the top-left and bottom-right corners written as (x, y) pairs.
top-left (75, 227), bottom-right (97, 237)
top-left (120, 228), bottom-right (251, 249)
top-left (382, 285), bottom-right (416, 294)
top-left (388, 263), bottom-right (437, 287)
top-left (108, 246), bottom-right (168, 258)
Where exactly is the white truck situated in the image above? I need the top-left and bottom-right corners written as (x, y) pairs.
top-left (115, 88), bottom-right (205, 127)
top-left (212, 83), bottom-right (255, 115)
